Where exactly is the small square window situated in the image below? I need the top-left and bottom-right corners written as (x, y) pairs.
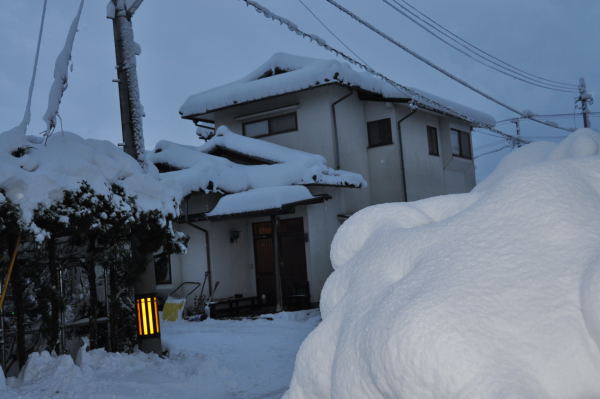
top-left (367, 118), bottom-right (393, 147)
top-left (427, 126), bottom-right (439, 156)
top-left (451, 129), bottom-right (473, 159)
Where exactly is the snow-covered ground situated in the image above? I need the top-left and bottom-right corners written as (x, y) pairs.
top-left (3, 310), bottom-right (320, 399)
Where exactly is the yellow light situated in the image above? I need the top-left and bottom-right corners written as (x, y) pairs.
top-left (153, 297), bottom-right (160, 334)
top-left (137, 299), bottom-right (143, 336)
top-left (136, 295), bottom-right (161, 338)
top-left (141, 298), bottom-right (148, 335)
top-left (147, 298), bottom-right (154, 335)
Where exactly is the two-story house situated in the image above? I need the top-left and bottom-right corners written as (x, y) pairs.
top-left (153, 52), bottom-right (494, 315)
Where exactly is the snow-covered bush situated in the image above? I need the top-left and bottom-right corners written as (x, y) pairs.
top-left (285, 128), bottom-right (600, 399)
top-left (0, 130), bottom-right (187, 358)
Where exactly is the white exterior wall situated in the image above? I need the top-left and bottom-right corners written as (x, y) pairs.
top-left (305, 186), bottom-right (345, 300)
top-left (363, 101), bottom-right (406, 204)
top-left (159, 217), bottom-right (256, 307)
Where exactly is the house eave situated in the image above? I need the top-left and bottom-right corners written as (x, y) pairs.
top-left (181, 82), bottom-right (340, 122)
top-left (181, 194), bottom-right (332, 222)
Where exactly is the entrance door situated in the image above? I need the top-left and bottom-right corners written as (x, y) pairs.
top-left (252, 218), bottom-right (310, 309)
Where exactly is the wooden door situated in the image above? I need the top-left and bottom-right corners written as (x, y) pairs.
top-left (253, 222), bottom-right (276, 306)
top-left (253, 218), bottom-right (310, 309)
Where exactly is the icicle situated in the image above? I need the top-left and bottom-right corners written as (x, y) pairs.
top-left (42, 0), bottom-right (85, 137)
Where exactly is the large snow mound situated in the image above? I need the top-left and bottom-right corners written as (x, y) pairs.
top-left (284, 128), bottom-right (600, 399)
top-left (179, 52), bottom-right (495, 127)
top-left (0, 130), bottom-right (179, 223)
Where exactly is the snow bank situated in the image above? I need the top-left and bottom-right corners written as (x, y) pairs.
top-left (180, 52), bottom-right (495, 127)
top-left (0, 130), bottom-right (178, 224)
top-left (285, 128), bottom-right (600, 399)
top-left (149, 126), bottom-right (365, 199)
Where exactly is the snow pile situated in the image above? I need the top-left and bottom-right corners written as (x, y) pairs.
top-left (285, 128), bottom-right (600, 399)
top-left (149, 126), bottom-right (366, 199)
top-left (180, 52), bottom-right (495, 127)
top-left (0, 130), bottom-right (178, 224)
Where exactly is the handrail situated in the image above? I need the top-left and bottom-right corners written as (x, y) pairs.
top-left (168, 281), bottom-right (202, 299)
top-left (0, 233), bottom-right (22, 310)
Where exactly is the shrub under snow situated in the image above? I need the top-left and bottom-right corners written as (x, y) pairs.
top-left (284, 128), bottom-right (600, 399)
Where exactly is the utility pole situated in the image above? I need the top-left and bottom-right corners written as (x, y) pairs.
top-left (578, 78), bottom-right (593, 128)
top-left (108, 0), bottom-right (161, 354)
top-left (108, 0), bottom-right (146, 165)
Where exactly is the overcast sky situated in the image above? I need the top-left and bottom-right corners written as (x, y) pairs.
top-left (1, 0), bottom-right (598, 180)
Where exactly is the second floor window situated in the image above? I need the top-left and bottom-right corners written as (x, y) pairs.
top-left (367, 118), bottom-right (393, 147)
top-left (243, 112), bottom-right (297, 138)
top-left (451, 129), bottom-right (473, 159)
top-left (427, 126), bottom-right (439, 156)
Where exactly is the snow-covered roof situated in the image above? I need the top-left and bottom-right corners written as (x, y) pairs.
top-left (180, 53), bottom-right (495, 127)
top-left (148, 126), bottom-right (366, 217)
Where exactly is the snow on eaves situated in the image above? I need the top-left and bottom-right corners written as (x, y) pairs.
top-left (200, 126), bottom-right (325, 165)
top-left (180, 52), bottom-right (495, 127)
top-left (148, 126), bottom-right (366, 198)
top-left (206, 186), bottom-right (316, 218)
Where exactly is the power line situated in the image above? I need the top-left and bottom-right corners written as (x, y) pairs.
top-left (474, 144), bottom-right (510, 159)
top-left (384, 0), bottom-right (577, 91)
top-left (323, 0), bottom-right (574, 133)
top-left (382, 0), bottom-right (577, 93)
top-left (239, 0), bottom-right (530, 145)
top-left (297, 0), bottom-right (369, 66)
top-left (496, 112), bottom-right (600, 124)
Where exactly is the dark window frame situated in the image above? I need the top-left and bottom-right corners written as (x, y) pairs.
top-left (450, 129), bottom-right (473, 159)
top-left (242, 112), bottom-right (298, 138)
top-left (154, 253), bottom-right (172, 285)
top-left (427, 126), bottom-right (439, 156)
top-left (367, 118), bottom-right (393, 148)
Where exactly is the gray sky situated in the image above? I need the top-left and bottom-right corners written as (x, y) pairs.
top-left (1, 0), bottom-right (598, 180)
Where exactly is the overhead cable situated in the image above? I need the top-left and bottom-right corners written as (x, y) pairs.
top-left (474, 144), bottom-right (511, 159)
top-left (297, 0), bottom-right (369, 66)
top-left (384, 0), bottom-right (577, 91)
top-left (381, 0), bottom-right (577, 93)
top-left (10, 0), bottom-right (48, 135)
top-left (324, 0), bottom-right (574, 133)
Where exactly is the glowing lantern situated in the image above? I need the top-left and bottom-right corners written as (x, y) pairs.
top-left (136, 295), bottom-right (161, 338)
